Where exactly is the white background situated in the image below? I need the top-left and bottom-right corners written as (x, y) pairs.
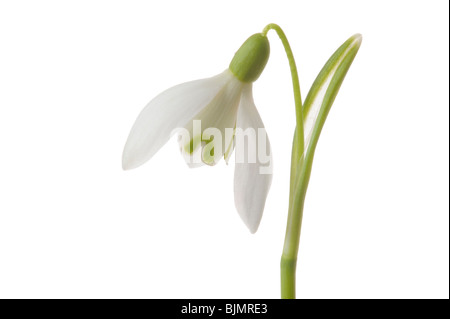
top-left (0, 1), bottom-right (448, 299)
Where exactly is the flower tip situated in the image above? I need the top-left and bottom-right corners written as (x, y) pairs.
top-left (243, 218), bottom-right (260, 234)
top-left (122, 151), bottom-right (139, 171)
top-left (237, 210), bottom-right (261, 234)
top-left (122, 157), bottom-right (132, 171)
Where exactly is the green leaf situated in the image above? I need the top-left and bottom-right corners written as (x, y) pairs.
top-left (285, 33), bottom-right (362, 260)
top-left (302, 34), bottom-right (362, 160)
top-left (281, 33), bottom-right (362, 299)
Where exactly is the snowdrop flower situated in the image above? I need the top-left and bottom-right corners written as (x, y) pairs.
top-left (123, 33), bottom-right (272, 233)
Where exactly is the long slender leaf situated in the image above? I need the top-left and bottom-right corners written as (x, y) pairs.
top-left (285, 33), bottom-right (362, 257)
top-left (303, 34), bottom-right (362, 158)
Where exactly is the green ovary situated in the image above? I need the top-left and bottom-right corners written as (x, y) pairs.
top-left (229, 33), bottom-right (270, 83)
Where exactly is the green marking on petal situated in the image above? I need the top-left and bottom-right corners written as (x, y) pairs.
top-left (202, 136), bottom-right (216, 165)
top-left (184, 135), bottom-right (202, 154)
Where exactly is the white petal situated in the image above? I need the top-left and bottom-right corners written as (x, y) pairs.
top-left (234, 85), bottom-right (272, 233)
top-left (180, 71), bottom-right (243, 166)
top-left (122, 71), bottom-right (231, 170)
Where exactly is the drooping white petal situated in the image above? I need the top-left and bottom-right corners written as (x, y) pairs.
top-left (122, 71), bottom-right (231, 170)
top-left (179, 71), bottom-right (243, 167)
top-left (234, 85), bottom-right (272, 234)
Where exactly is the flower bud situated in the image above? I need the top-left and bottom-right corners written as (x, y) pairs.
top-left (229, 33), bottom-right (270, 83)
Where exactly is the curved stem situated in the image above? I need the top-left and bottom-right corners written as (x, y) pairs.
top-left (262, 24), bottom-right (304, 151)
top-left (263, 23), bottom-right (305, 299)
top-left (263, 26), bottom-right (362, 299)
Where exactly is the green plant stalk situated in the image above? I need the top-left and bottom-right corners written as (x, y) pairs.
top-left (264, 26), bottom-right (362, 299)
top-left (262, 23), bottom-right (305, 299)
top-left (262, 24), bottom-right (304, 157)
top-left (262, 22), bottom-right (305, 245)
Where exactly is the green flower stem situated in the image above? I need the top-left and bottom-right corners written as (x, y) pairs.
top-left (281, 35), bottom-right (361, 299)
top-left (262, 23), bottom-right (304, 299)
top-left (264, 24), bottom-right (362, 299)
top-left (262, 24), bottom-right (304, 154)
top-left (262, 23), bottom-right (304, 228)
